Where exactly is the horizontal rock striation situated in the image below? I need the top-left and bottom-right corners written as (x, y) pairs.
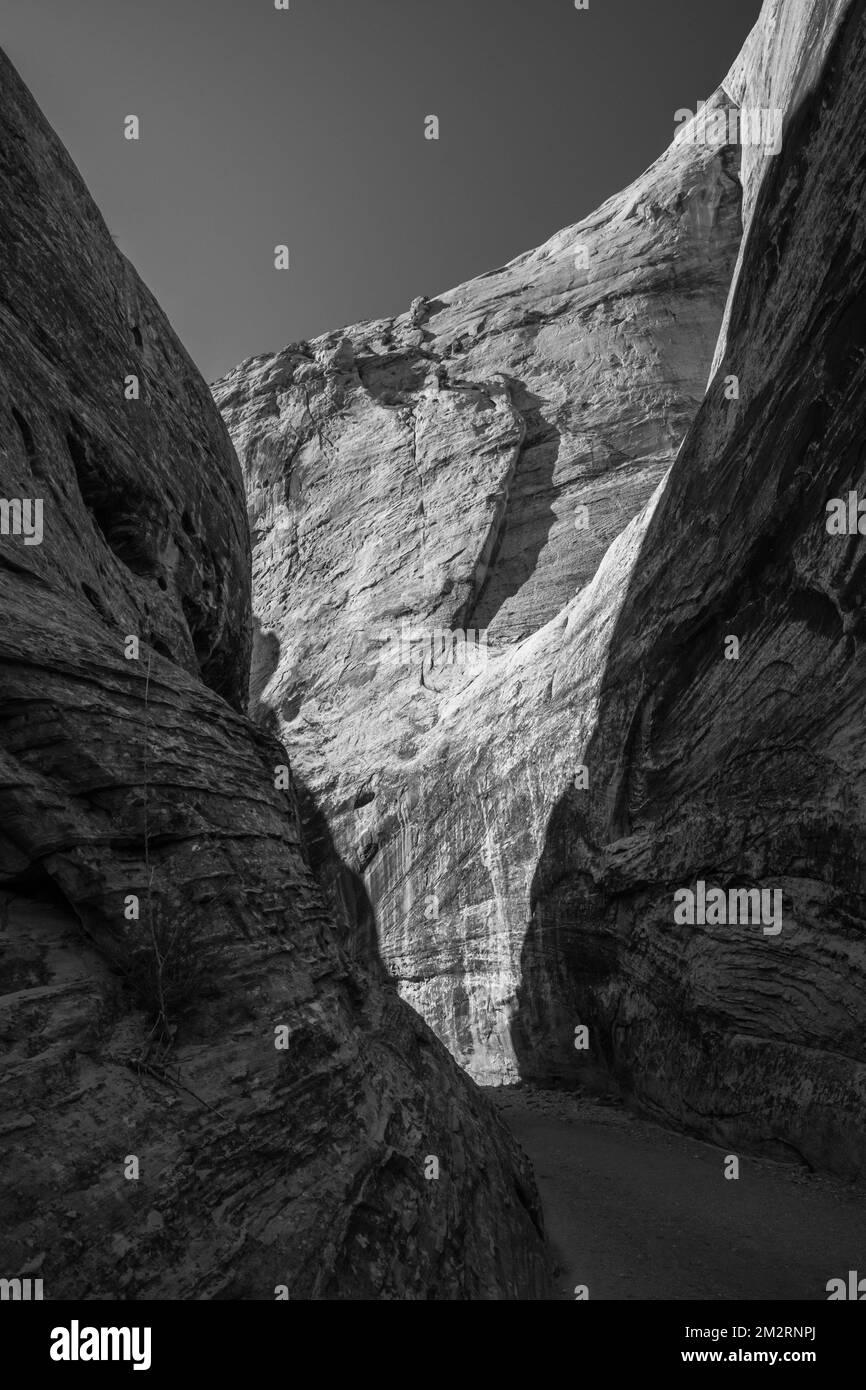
top-left (0, 47), bottom-right (549, 1298)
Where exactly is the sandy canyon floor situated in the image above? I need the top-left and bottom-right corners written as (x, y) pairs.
top-left (489, 1087), bottom-right (866, 1301)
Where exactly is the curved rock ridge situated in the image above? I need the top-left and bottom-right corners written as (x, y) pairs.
top-left (711, 0), bottom-right (853, 370)
top-left (0, 47), bottom-right (549, 1299)
top-left (219, 0), bottom-right (866, 1181)
top-left (0, 49), bottom-right (251, 711)
top-left (521, 0), bottom-right (866, 1177)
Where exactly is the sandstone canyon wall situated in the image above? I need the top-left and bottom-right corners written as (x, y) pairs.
top-left (217, 85), bottom-right (744, 1079)
top-left (0, 46), bottom-right (549, 1299)
top-left (218, 0), bottom-right (866, 1179)
top-left (522, 0), bottom-right (866, 1177)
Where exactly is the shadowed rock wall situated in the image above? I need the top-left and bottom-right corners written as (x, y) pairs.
top-left (0, 46), bottom-right (549, 1299)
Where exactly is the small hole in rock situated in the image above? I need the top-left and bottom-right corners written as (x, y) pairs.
top-left (81, 583), bottom-right (103, 614)
top-left (67, 418), bottom-right (157, 577)
top-left (11, 407), bottom-right (37, 466)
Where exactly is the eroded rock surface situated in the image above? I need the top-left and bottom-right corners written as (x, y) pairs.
top-left (522, 0), bottom-right (866, 1177)
top-left (0, 46), bottom-right (549, 1299)
top-left (219, 0), bottom-right (866, 1180)
top-left (217, 88), bottom-right (744, 1078)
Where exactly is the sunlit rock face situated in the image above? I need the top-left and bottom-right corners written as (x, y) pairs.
top-left (217, 91), bottom-right (743, 1081)
top-left (220, 0), bottom-right (866, 1180)
top-left (0, 46), bottom-right (550, 1299)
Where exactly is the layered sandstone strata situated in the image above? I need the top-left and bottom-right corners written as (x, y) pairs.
top-left (0, 47), bottom-right (549, 1298)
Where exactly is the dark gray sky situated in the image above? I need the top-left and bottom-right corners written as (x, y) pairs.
top-left (4, 0), bottom-right (763, 383)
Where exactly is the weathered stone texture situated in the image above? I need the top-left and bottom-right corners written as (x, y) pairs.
top-left (219, 0), bottom-right (866, 1181)
top-left (0, 46), bottom-right (549, 1299)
